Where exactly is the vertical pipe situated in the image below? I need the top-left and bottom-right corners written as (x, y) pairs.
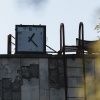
top-left (78, 22), bottom-right (82, 53)
top-left (60, 25), bottom-right (63, 54)
top-left (79, 22), bottom-right (86, 100)
top-left (7, 34), bottom-right (11, 54)
top-left (60, 23), bottom-right (67, 100)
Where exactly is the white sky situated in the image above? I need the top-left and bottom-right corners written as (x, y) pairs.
top-left (0, 0), bottom-right (100, 54)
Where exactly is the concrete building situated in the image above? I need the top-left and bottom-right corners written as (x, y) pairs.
top-left (1, 22), bottom-right (99, 100)
top-left (0, 54), bottom-right (98, 100)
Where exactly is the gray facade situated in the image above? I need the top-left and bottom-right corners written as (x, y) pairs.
top-left (0, 54), bottom-right (99, 100)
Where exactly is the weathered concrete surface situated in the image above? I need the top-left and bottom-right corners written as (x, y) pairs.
top-left (67, 58), bottom-right (84, 100)
top-left (49, 59), bottom-right (65, 100)
top-left (0, 57), bottom-right (97, 100)
top-left (39, 58), bottom-right (49, 100)
top-left (21, 78), bottom-right (40, 100)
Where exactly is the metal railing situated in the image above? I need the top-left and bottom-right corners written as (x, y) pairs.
top-left (7, 34), bottom-right (58, 54)
top-left (59, 22), bottom-right (86, 100)
top-left (7, 34), bottom-right (15, 54)
top-left (60, 22), bottom-right (84, 54)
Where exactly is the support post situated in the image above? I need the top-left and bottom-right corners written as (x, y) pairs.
top-left (7, 34), bottom-right (11, 54)
top-left (60, 23), bottom-right (68, 100)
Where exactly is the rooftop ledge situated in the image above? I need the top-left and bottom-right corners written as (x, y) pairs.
top-left (0, 53), bottom-right (100, 58)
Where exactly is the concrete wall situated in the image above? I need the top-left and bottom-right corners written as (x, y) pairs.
top-left (67, 58), bottom-right (95, 100)
top-left (0, 56), bottom-right (98, 100)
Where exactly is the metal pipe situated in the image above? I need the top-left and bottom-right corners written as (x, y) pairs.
top-left (60, 23), bottom-right (68, 100)
top-left (11, 35), bottom-right (15, 39)
top-left (46, 45), bottom-right (57, 53)
top-left (79, 22), bottom-right (86, 100)
top-left (11, 42), bottom-right (15, 45)
top-left (7, 34), bottom-right (12, 54)
top-left (60, 25), bottom-right (63, 54)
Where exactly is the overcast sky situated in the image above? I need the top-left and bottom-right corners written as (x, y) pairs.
top-left (0, 0), bottom-right (100, 54)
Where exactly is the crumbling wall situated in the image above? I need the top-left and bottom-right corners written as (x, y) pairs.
top-left (0, 57), bottom-right (96, 100)
top-left (49, 59), bottom-right (65, 100)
